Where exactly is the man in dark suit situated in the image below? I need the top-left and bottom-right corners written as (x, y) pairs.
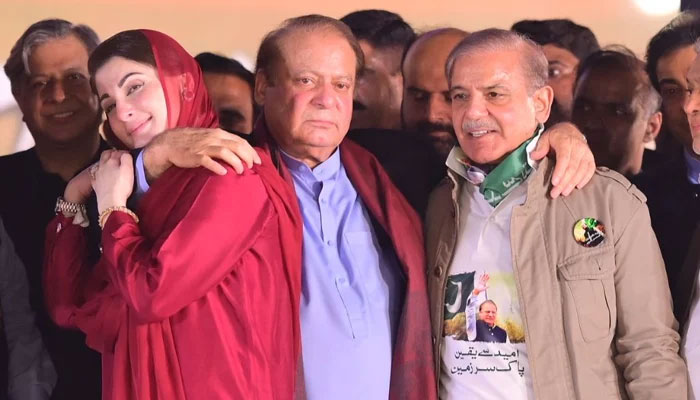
top-left (474, 300), bottom-right (508, 343)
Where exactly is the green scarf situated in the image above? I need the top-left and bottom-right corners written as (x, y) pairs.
top-left (479, 124), bottom-right (543, 207)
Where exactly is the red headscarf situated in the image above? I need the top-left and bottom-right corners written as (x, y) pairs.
top-left (102, 29), bottom-right (218, 148)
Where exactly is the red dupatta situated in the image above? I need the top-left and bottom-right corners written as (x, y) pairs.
top-left (62, 31), bottom-right (303, 399)
top-left (139, 29), bottom-right (303, 396)
top-left (102, 29), bottom-right (219, 148)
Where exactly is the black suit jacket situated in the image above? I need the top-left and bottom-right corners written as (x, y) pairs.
top-left (632, 154), bottom-right (700, 329)
top-left (474, 319), bottom-right (508, 343)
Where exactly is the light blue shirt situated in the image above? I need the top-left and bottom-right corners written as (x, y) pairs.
top-left (134, 148), bottom-right (406, 398)
top-left (684, 149), bottom-right (700, 185)
top-left (280, 148), bottom-right (405, 400)
top-left (133, 150), bottom-right (150, 199)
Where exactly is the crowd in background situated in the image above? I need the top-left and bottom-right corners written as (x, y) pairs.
top-left (0, 7), bottom-right (699, 400)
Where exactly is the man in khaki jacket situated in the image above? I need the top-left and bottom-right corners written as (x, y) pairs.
top-left (425, 28), bottom-right (687, 399)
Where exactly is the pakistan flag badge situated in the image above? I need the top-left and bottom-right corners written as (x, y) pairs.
top-left (573, 217), bottom-right (606, 248)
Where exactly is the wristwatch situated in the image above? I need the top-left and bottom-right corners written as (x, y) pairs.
top-left (55, 196), bottom-right (87, 216)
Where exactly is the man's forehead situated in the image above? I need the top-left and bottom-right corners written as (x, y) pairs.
top-left (658, 45), bottom-right (696, 78)
top-left (450, 51), bottom-right (520, 88)
top-left (580, 74), bottom-right (640, 103)
top-left (276, 30), bottom-right (355, 72)
top-left (409, 31), bottom-right (465, 60)
top-left (541, 43), bottom-right (578, 63)
top-left (28, 36), bottom-right (89, 74)
top-left (687, 57), bottom-right (700, 83)
top-left (405, 32), bottom-right (464, 77)
top-left (278, 28), bottom-right (348, 56)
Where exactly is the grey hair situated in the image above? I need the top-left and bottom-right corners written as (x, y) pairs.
top-left (4, 19), bottom-right (99, 98)
top-left (695, 37), bottom-right (700, 53)
top-left (255, 14), bottom-right (364, 83)
top-left (445, 28), bottom-right (548, 94)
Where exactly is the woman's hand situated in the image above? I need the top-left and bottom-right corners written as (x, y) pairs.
top-left (92, 150), bottom-right (134, 214)
top-left (64, 166), bottom-right (94, 205)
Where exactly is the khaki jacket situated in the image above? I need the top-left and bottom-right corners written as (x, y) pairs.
top-left (425, 158), bottom-right (687, 399)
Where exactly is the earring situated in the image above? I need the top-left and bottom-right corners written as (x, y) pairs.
top-left (181, 86), bottom-right (195, 102)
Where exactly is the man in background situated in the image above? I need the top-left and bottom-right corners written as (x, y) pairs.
top-left (512, 19), bottom-right (600, 127)
top-left (341, 9), bottom-right (415, 130)
top-left (572, 48), bottom-right (662, 176)
top-left (1, 19), bottom-right (103, 399)
top-left (195, 52), bottom-right (257, 134)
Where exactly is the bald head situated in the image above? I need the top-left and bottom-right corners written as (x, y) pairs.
top-left (401, 28), bottom-right (468, 160)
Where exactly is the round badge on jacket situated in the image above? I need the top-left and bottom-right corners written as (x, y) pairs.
top-left (573, 217), bottom-right (605, 248)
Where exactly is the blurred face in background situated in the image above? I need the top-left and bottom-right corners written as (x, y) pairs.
top-left (541, 44), bottom-right (579, 126)
top-left (351, 40), bottom-right (403, 130)
top-left (658, 45), bottom-right (696, 149)
top-left (402, 30), bottom-right (465, 160)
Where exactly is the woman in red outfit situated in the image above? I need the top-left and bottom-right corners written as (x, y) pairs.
top-left (43, 30), bottom-right (302, 400)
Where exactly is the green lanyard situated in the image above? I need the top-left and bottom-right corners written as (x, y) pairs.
top-left (479, 125), bottom-right (543, 207)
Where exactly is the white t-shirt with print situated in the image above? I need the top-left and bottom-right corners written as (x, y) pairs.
top-left (439, 172), bottom-right (534, 400)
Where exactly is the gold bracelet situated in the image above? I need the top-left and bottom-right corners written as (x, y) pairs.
top-left (98, 206), bottom-right (139, 229)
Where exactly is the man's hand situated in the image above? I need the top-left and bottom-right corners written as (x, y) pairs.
top-left (142, 128), bottom-right (262, 183)
top-left (64, 166), bottom-right (94, 204)
top-left (472, 273), bottom-right (490, 296)
top-left (530, 122), bottom-right (595, 198)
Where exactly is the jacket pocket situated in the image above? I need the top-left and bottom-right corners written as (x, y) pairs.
top-left (557, 247), bottom-right (616, 343)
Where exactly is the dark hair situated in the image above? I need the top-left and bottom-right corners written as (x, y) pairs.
top-left (4, 18), bottom-right (100, 97)
top-left (340, 9), bottom-right (415, 50)
top-left (255, 14), bottom-right (364, 82)
top-left (645, 10), bottom-right (700, 91)
top-left (576, 46), bottom-right (662, 116)
top-left (88, 30), bottom-right (154, 76)
top-left (195, 52), bottom-right (254, 90)
top-left (511, 19), bottom-right (600, 61)
top-left (88, 30), bottom-right (155, 92)
top-left (195, 52), bottom-right (259, 125)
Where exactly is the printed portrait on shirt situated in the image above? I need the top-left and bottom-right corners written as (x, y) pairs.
top-left (443, 271), bottom-right (525, 344)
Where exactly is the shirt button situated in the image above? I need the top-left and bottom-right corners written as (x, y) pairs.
top-left (433, 265), bottom-right (443, 277)
top-left (326, 239), bottom-right (335, 246)
top-left (338, 277), bottom-right (347, 284)
top-left (432, 336), bottom-right (437, 345)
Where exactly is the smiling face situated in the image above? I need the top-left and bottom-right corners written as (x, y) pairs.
top-left (449, 47), bottom-right (552, 165)
top-left (94, 56), bottom-right (169, 149)
top-left (479, 301), bottom-right (497, 327)
top-left (18, 34), bottom-right (101, 146)
top-left (256, 28), bottom-right (355, 167)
